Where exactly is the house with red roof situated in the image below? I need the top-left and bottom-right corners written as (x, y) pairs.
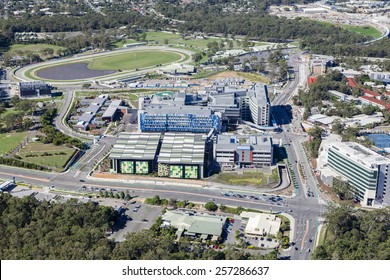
top-left (362, 88), bottom-right (381, 99)
top-left (360, 96), bottom-right (390, 111)
top-left (347, 78), bottom-right (358, 88)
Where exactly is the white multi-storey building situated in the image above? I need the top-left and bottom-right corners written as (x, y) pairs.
top-left (245, 84), bottom-right (271, 126)
top-left (322, 142), bottom-right (390, 207)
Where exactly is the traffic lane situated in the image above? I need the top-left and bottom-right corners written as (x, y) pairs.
top-left (0, 167), bottom-right (55, 184)
top-left (76, 182), bottom-right (287, 211)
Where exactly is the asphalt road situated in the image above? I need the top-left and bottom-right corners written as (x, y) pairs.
top-left (271, 51), bottom-right (328, 260)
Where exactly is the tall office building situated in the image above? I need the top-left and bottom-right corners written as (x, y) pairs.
top-left (324, 142), bottom-right (390, 207)
top-left (240, 84), bottom-right (271, 126)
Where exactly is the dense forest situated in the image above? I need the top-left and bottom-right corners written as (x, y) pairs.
top-left (1, 0), bottom-right (390, 58)
top-left (312, 206), bottom-right (390, 260)
top-left (156, 1), bottom-right (390, 58)
top-left (0, 194), bottom-right (277, 260)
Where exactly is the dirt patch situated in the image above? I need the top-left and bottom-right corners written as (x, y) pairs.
top-left (208, 70), bottom-right (241, 79)
top-left (274, 183), bottom-right (294, 196)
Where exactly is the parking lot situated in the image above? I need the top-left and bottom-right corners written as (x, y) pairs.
top-left (223, 216), bottom-right (242, 244)
top-left (238, 220), bottom-right (280, 249)
top-left (109, 203), bottom-right (162, 242)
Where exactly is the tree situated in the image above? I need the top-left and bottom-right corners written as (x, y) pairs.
top-left (139, 33), bottom-right (146, 42)
top-left (204, 201), bottom-right (218, 212)
top-left (2, 112), bottom-right (22, 130)
top-left (192, 53), bottom-right (202, 63)
top-left (333, 177), bottom-right (354, 200)
top-left (42, 48), bottom-right (54, 57)
top-left (303, 109), bottom-right (310, 121)
top-left (150, 195), bottom-right (161, 205)
top-left (307, 125), bottom-right (323, 158)
top-left (312, 245), bottom-right (330, 260)
top-left (278, 59), bottom-right (289, 81)
top-left (331, 119), bottom-right (344, 135)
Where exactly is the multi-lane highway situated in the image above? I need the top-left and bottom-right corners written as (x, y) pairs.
top-left (1, 49), bottom-right (327, 260)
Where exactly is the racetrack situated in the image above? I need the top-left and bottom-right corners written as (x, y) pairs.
top-left (14, 46), bottom-right (193, 85)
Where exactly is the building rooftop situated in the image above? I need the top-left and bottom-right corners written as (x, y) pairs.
top-left (247, 84), bottom-right (269, 106)
top-left (158, 133), bottom-right (206, 165)
top-left (308, 114), bottom-right (336, 125)
top-left (85, 104), bottom-right (102, 114)
top-left (216, 134), bottom-right (272, 152)
top-left (91, 95), bottom-right (108, 106)
top-left (209, 93), bottom-right (236, 106)
top-left (161, 210), bottom-right (227, 237)
top-left (109, 100), bottom-right (123, 106)
top-left (102, 106), bottom-right (118, 119)
top-left (110, 133), bottom-right (161, 160)
top-left (329, 141), bottom-right (390, 167)
top-left (78, 112), bottom-right (95, 123)
top-left (240, 212), bottom-right (281, 236)
top-left (143, 105), bottom-right (212, 116)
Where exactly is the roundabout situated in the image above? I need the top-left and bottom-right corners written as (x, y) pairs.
top-left (14, 46), bottom-right (193, 85)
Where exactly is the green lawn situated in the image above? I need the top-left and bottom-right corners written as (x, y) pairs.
top-left (342, 25), bottom-right (382, 38)
top-left (213, 169), bottom-right (279, 187)
top-left (128, 93), bottom-right (139, 102)
top-left (87, 50), bottom-right (182, 71)
top-left (1, 109), bottom-right (22, 117)
top-left (17, 142), bottom-right (76, 170)
top-left (0, 132), bottom-right (28, 156)
top-left (146, 31), bottom-right (259, 51)
top-left (1, 43), bottom-right (65, 59)
top-left (237, 72), bottom-right (270, 84)
top-left (9, 43), bottom-right (64, 52)
top-left (146, 31), bottom-right (181, 44)
top-left (112, 39), bottom-right (138, 48)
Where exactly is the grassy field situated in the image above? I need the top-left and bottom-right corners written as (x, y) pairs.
top-left (0, 43), bottom-right (65, 59)
top-left (212, 169), bottom-right (279, 187)
top-left (87, 50), bottom-right (182, 71)
top-left (9, 43), bottom-right (64, 52)
top-left (237, 72), bottom-right (270, 84)
top-left (112, 39), bottom-right (138, 48)
top-left (128, 93), bottom-right (139, 102)
top-left (146, 31), bottom-right (248, 51)
top-left (343, 25), bottom-right (382, 38)
top-left (17, 142), bottom-right (76, 170)
top-left (1, 109), bottom-right (23, 117)
top-left (0, 132), bottom-right (28, 156)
